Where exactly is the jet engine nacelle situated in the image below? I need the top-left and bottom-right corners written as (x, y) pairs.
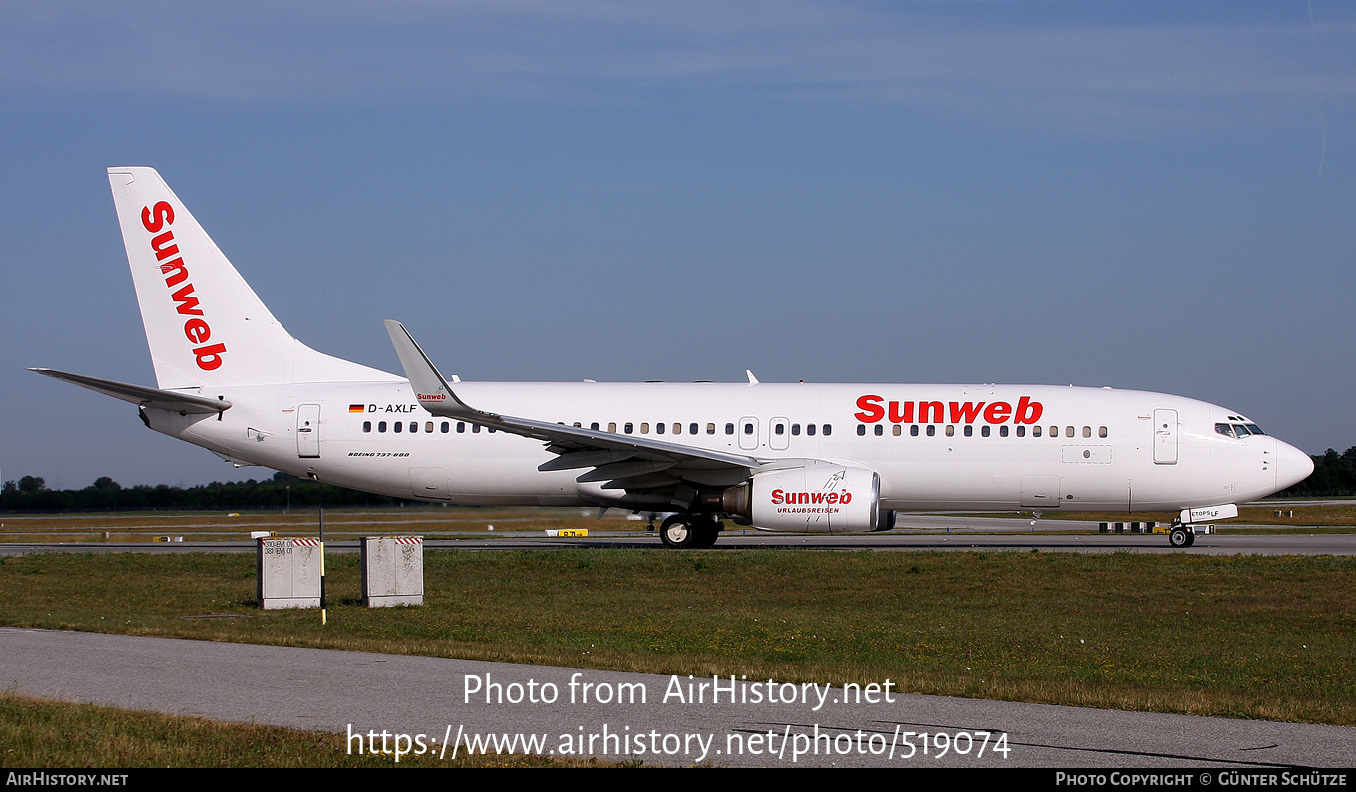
top-left (722, 463), bottom-right (882, 533)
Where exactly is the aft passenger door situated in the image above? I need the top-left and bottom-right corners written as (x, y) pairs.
top-left (297, 404), bottom-right (321, 458)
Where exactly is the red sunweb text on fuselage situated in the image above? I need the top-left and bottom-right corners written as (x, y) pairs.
top-left (853, 395), bottom-right (1044, 424)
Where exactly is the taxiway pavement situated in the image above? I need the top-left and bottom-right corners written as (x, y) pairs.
top-left (2, 628), bottom-right (1352, 768)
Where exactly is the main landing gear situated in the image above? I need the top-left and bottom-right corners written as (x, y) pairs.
top-left (1168, 523), bottom-right (1196, 548)
top-left (659, 514), bottom-right (723, 549)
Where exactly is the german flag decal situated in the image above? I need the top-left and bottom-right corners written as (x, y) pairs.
top-left (348, 404), bottom-right (365, 413)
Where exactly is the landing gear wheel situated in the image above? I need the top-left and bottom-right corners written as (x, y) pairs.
top-left (1169, 527), bottom-right (1191, 548)
top-left (1184, 530), bottom-right (1196, 547)
top-left (691, 518), bottom-right (722, 549)
top-left (660, 515), bottom-right (696, 548)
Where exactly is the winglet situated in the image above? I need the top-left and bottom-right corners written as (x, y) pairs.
top-left (746, 369), bottom-right (760, 385)
top-left (382, 320), bottom-right (481, 420)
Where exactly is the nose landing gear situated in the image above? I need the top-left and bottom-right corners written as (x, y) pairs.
top-left (1168, 523), bottom-right (1196, 548)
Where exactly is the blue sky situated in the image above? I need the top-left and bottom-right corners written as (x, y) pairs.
top-left (1, 1), bottom-right (1352, 488)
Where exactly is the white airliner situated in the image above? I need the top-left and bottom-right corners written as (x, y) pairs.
top-left (33, 167), bottom-right (1313, 548)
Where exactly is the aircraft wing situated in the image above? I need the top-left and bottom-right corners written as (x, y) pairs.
top-left (383, 320), bottom-right (763, 495)
top-left (29, 368), bottom-right (231, 415)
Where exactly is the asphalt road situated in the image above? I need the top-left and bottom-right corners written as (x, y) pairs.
top-left (3, 627), bottom-right (1352, 768)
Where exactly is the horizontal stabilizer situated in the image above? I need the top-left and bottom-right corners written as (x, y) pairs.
top-left (29, 368), bottom-right (231, 414)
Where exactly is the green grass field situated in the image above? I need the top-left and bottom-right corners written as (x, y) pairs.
top-left (0, 691), bottom-right (614, 767)
top-left (2, 548), bottom-right (1352, 726)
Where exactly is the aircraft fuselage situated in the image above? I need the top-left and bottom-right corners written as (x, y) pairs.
top-left (148, 380), bottom-right (1302, 518)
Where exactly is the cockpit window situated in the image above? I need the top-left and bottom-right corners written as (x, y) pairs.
top-left (1217, 422), bottom-right (1266, 439)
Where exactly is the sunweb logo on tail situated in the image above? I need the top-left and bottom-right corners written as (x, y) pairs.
top-left (141, 201), bottom-right (227, 371)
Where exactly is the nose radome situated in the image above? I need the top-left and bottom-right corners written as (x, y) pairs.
top-left (1274, 440), bottom-right (1315, 491)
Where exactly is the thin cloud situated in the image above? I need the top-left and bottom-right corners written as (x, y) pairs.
top-left (1, 2), bottom-right (1352, 131)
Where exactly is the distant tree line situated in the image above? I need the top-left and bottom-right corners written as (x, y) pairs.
top-left (0, 471), bottom-right (414, 512)
top-left (1276, 447), bottom-right (1356, 497)
top-left (2, 446), bottom-right (1353, 512)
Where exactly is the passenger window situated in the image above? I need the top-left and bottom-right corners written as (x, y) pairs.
top-left (1099, 426), bottom-right (1107, 438)
top-left (625, 423), bottom-right (634, 434)
top-left (573, 422), bottom-right (582, 428)
top-left (655, 423), bottom-right (663, 434)
top-left (998, 425), bottom-right (1007, 437)
top-left (963, 425), bottom-right (973, 437)
top-left (725, 423), bottom-right (735, 435)
top-left (874, 425), bottom-right (884, 436)
top-left (926, 425), bottom-right (935, 436)
top-left (591, 422), bottom-right (599, 430)
top-left (426, 422), bottom-right (434, 433)
top-left (1016, 426), bottom-right (1024, 437)
top-left (743, 422), bottom-right (753, 435)
top-left (982, 425), bottom-right (991, 437)
top-left (807, 424), bottom-right (816, 436)
top-left (892, 424), bottom-right (901, 436)
top-left (823, 425), bottom-right (831, 436)
top-left (457, 422), bottom-right (465, 433)
top-left (857, 425), bottom-right (866, 436)
top-left (608, 422), bottom-right (617, 433)
top-left (691, 423), bottom-right (700, 435)
top-left (411, 422), bottom-right (418, 433)
top-left (441, 422), bottom-right (449, 433)
top-left (378, 421), bottom-right (387, 432)
top-left (792, 424), bottom-right (801, 436)
top-left (1082, 426), bottom-right (1091, 438)
top-left (910, 425), bottom-right (919, 437)
top-left (775, 424), bottom-right (784, 435)
top-left (472, 424), bottom-right (481, 433)
top-left (1032, 426), bottom-right (1040, 437)
top-left (946, 425), bottom-right (955, 437)
top-left (394, 422), bottom-right (402, 433)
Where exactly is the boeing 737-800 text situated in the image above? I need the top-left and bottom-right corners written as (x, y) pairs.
top-left (32, 168), bottom-right (1314, 548)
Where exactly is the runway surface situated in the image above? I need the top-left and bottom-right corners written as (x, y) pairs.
top-left (3, 627), bottom-right (1352, 768)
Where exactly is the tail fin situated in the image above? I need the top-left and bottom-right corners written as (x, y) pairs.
top-left (107, 167), bottom-right (396, 389)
